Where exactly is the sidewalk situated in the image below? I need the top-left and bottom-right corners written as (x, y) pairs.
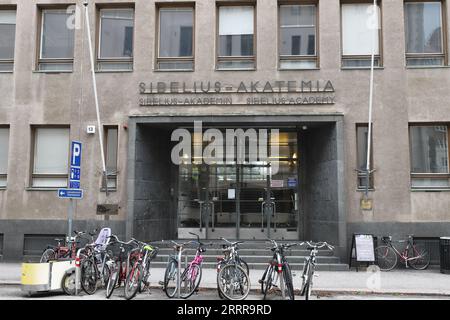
top-left (2, 262), bottom-right (450, 296)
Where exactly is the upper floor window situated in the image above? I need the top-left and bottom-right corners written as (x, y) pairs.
top-left (279, 4), bottom-right (317, 70)
top-left (341, 2), bottom-right (382, 68)
top-left (404, 1), bottom-right (445, 66)
top-left (409, 125), bottom-right (450, 189)
top-left (98, 8), bottom-right (134, 71)
top-left (217, 5), bottom-right (255, 70)
top-left (38, 8), bottom-right (75, 72)
top-left (0, 127), bottom-right (9, 188)
top-left (31, 127), bottom-right (70, 188)
top-left (0, 9), bottom-right (16, 72)
top-left (157, 6), bottom-right (194, 71)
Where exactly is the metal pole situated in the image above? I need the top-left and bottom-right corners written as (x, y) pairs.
top-left (83, 1), bottom-right (109, 195)
top-left (365, 0), bottom-right (378, 198)
top-left (68, 199), bottom-right (74, 238)
top-left (177, 249), bottom-right (181, 299)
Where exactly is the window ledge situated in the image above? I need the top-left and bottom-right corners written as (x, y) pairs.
top-left (215, 68), bottom-right (256, 72)
top-left (95, 70), bottom-right (133, 73)
top-left (341, 67), bottom-right (384, 71)
top-left (0, 71), bottom-right (13, 74)
top-left (278, 67), bottom-right (320, 71)
top-left (100, 188), bottom-right (117, 193)
top-left (33, 70), bottom-right (73, 74)
top-left (26, 187), bottom-right (61, 191)
top-left (406, 65), bottom-right (450, 70)
top-left (0, 187), bottom-right (6, 190)
top-left (411, 188), bottom-right (450, 192)
top-left (153, 69), bottom-right (194, 73)
top-left (357, 188), bottom-right (375, 192)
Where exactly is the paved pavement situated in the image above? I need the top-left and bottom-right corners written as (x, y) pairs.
top-left (2, 262), bottom-right (450, 299)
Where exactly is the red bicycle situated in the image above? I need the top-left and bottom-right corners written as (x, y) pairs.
top-left (105, 235), bottom-right (138, 299)
top-left (40, 230), bottom-right (87, 263)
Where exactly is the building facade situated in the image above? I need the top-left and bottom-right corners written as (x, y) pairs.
top-left (0, 0), bottom-right (450, 260)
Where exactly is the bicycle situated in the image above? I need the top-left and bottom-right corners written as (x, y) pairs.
top-left (104, 235), bottom-right (138, 299)
top-left (124, 238), bottom-right (159, 300)
top-left (216, 239), bottom-right (250, 300)
top-left (259, 239), bottom-right (298, 300)
top-left (163, 233), bottom-right (205, 299)
top-left (79, 242), bottom-right (112, 295)
top-left (299, 241), bottom-right (334, 300)
top-left (375, 235), bottom-right (430, 271)
top-left (40, 230), bottom-right (87, 263)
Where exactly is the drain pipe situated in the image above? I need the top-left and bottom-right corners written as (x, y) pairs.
top-left (83, 1), bottom-right (109, 195)
top-left (364, 0), bottom-right (378, 198)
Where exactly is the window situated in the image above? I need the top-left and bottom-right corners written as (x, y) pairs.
top-left (341, 3), bottom-right (381, 68)
top-left (0, 127), bottom-right (9, 188)
top-left (410, 125), bottom-right (450, 189)
top-left (103, 126), bottom-right (118, 190)
top-left (404, 1), bottom-right (445, 66)
top-left (98, 8), bottom-right (134, 71)
top-left (0, 9), bottom-right (16, 72)
top-left (38, 8), bottom-right (75, 72)
top-left (279, 4), bottom-right (317, 69)
top-left (217, 5), bottom-right (255, 70)
top-left (356, 124), bottom-right (374, 190)
top-left (157, 6), bottom-right (194, 71)
top-left (31, 127), bottom-right (70, 188)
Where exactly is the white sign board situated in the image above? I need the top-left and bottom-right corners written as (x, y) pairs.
top-left (228, 189), bottom-right (236, 199)
top-left (355, 234), bottom-right (375, 262)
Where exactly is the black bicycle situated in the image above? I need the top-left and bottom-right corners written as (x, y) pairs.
top-left (259, 239), bottom-right (298, 300)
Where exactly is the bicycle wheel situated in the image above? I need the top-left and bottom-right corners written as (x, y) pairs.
top-left (40, 248), bottom-right (56, 263)
top-left (180, 264), bottom-right (202, 299)
top-left (164, 259), bottom-right (178, 298)
top-left (216, 260), bottom-right (226, 299)
top-left (101, 263), bottom-right (110, 288)
top-left (375, 246), bottom-right (398, 271)
top-left (408, 243), bottom-right (430, 270)
top-left (218, 264), bottom-right (250, 301)
top-left (124, 263), bottom-right (143, 300)
top-left (240, 259), bottom-right (250, 276)
top-left (80, 258), bottom-right (98, 295)
top-left (283, 264), bottom-right (295, 300)
top-left (105, 261), bottom-right (119, 299)
top-left (139, 262), bottom-right (150, 293)
top-left (304, 266), bottom-right (314, 301)
top-left (61, 271), bottom-right (76, 296)
top-left (261, 264), bottom-right (275, 300)
top-left (300, 262), bottom-right (309, 296)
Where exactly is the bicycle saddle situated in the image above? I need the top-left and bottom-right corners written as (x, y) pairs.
top-left (54, 238), bottom-right (65, 242)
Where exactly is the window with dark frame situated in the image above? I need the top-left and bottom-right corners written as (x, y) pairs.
top-left (156, 6), bottom-right (194, 71)
top-left (37, 7), bottom-right (75, 72)
top-left (404, 1), bottom-right (446, 67)
top-left (356, 124), bottom-right (374, 190)
top-left (31, 127), bottom-right (70, 188)
top-left (98, 8), bottom-right (134, 71)
top-left (341, 2), bottom-right (382, 68)
top-left (279, 3), bottom-right (317, 70)
top-left (409, 125), bottom-right (450, 189)
top-left (217, 5), bottom-right (255, 70)
top-left (0, 127), bottom-right (9, 188)
top-left (0, 9), bottom-right (16, 72)
top-left (103, 126), bottom-right (118, 191)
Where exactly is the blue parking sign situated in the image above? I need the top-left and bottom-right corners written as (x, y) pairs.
top-left (69, 181), bottom-right (80, 189)
top-left (71, 141), bottom-right (82, 167)
top-left (70, 167), bottom-right (81, 181)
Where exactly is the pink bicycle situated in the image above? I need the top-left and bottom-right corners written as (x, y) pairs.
top-left (163, 233), bottom-right (206, 299)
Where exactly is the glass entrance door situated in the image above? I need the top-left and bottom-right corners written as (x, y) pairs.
top-left (177, 130), bottom-right (300, 240)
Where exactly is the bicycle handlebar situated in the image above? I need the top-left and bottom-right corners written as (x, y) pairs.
top-left (300, 241), bottom-right (334, 251)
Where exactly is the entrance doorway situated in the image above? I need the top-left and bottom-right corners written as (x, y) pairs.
top-left (177, 131), bottom-right (300, 240)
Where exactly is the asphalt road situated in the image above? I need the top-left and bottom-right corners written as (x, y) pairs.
top-left (1, 285), bottom-right (448, 300)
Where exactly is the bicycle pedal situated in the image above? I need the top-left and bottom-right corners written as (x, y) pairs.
top-left (158, 281), bottom-right (165, 286)
top-left (258, 279), bottom-right (263, 284)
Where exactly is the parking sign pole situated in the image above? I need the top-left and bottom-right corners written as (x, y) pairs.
top-left (68, 199), bottom-right (74, 238)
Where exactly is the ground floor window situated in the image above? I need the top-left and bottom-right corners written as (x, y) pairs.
top-left (409, 124), bottom-right (450, 189)
top-left (31, 126), bottom-right (70, 188)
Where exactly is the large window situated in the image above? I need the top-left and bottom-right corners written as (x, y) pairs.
top-left (217, 5), bottom-right (255, 70)
top-left (38, 8), bottom-right (75, 72)
top-left (279, 4), bottom-right (317, 69)
top-left (410, 125), bottom-right (450, 189)
top-left (157, 7), bottom-right (194, 71)
top-left (98, 8), bottom-right (134, 71)
top-left (404, 1), bottom-right (445, 66)
top-left (0, 9), bottom-right (16, 72)
top-left (0, 127), bottom-right (9, 188)
top-left (356, 124), bottom-right (374, 190)
top-left (31, 127), bottom-right (70, 188)
top-left (103, 126), bottom-right (118, 190)
top-left (341, 2), bottom-right (381, 68)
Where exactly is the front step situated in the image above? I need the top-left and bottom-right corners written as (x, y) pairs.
top-left (149, 240), bottom-right (348, 272)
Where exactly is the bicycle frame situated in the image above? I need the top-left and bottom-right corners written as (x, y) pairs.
top-left (383, 237), bottom-right (422, 267)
